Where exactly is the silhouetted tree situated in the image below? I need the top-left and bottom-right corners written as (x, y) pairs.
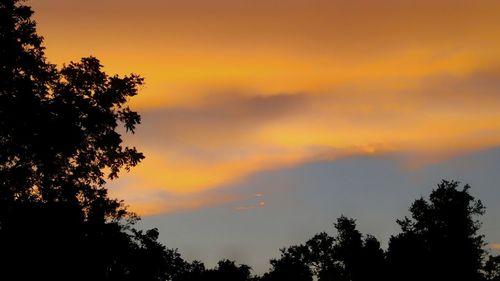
top-left (387, 180), bottom-right (486, 281)
top-left (0, 1), bottom-right (183, 280)
top-left (202, 260), bottom-right (253, 281)
top-left (0, 0), bottom-right (143, 206)
top-left (262, 216), bottom-right (385, 281)
top-left (262, 245), bottom-right (313, 281)
top-left (333, 216), bottom-right (364, 281)
top-left (359, 234), bottom-right (386, 281)
top-left (331, 216), bottom-right (386, 281)
top-left (124, 229), bottom-right (191, 281)
top-left (484, 255), bottom-right (500, 281)
top-left (174, 260), bottom-right (207, 281)
top-left (304, 232), bottom-right (338, 280)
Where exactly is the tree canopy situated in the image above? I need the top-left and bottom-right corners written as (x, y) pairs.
top-left (388, 180), bottom-right (487, 281)
top-left (0, 1), bottom-right (151, 280)
top-left (260, 181), bottom-right (498, 281)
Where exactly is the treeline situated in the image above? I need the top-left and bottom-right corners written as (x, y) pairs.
top-left (0, 1), bottom-right (499, 280)
top-left (165, 181), bottom-right (500, 281)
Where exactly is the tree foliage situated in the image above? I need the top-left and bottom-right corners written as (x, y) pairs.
top-left (0, 0), bottom-right (143, 210)
top-left (262, 216), bottom-right (385, 281)
top-left (388, 180), bottom-right (487, 281)
top-left (0, 1), bottom-right (152, 280)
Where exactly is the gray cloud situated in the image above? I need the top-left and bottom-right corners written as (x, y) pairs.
top-left (131, 92), bottom-right (312, 147)
top-left (417, 67), bottom-right (500, 103)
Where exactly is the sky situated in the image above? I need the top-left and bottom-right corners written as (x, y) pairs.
top-left (30, 0), bottom-right (500, 274)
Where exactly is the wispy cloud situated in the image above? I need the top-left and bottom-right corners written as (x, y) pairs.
top-left (235, 193), bottom-right (266, 211)
top-left (110, 184), bottom-right (241, 215)
top-left (112, 65), bottom-right (500, 215)
top-left (33, 0), bottom-right (500, 215)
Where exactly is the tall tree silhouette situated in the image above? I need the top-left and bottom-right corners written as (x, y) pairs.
top-left (0, 1), bottom-right (177, 280)
top-left (1, 0), bottom-right (143, 205)
top-left (387, 180), bottom-right (486, 281)
top-left (305, 216), bottom-right (385, 281)
top-left (304, 232), bottom-right (338, 280)
top-left (331, 216), bottom-right (386, 281)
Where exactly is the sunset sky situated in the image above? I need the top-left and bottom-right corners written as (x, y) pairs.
top-left (31, 0), bottom-right (500, 273)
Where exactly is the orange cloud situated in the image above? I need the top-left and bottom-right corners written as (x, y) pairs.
top-left (28, 0), bottom-right (500, 214)
top-left (111, 67), bottom-right (500, 215)
top-left (490, 243), bottom-right (500, 250)
top-left (110, 185), bottom-right (240, 216)
top-left (31, 0), bottom-right (500, 109)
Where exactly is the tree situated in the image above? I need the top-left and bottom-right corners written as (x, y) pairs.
top-left (174, 260), bottom-right (207, 281)
top-left (0, 1), bottom-right (178, 280)
top-left (484, 255), bottom-right (500, 281)
top-left (333, 216), bottom-right (364, 281)
top-left (359, 234), bottom-right (386, 281)
top-left (263, 216), bottom-right (385, 281)
top-left (262, 245), bottom-right (313, 281)
top-left (262, 181), bottom-right (493, 281)
top-left (316, 216), bottom-right (386, 281)
top-left (0, 0), bottom-right (143, 208)
top-left (304, 232), bottom-right (338, 280)
top-left (202, 260), bottom-right (253, 281)
top-left (332, 216), bottom-right (386, 281)
top-left (387, 180), bottom-right (486, 281)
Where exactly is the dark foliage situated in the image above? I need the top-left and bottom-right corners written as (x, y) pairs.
top-left (261, 216), bottom-right (386, 281)
top-left (484, 255), bottom-right (500, 281)
top-left (259, 181), bottom-right (498, 281)
top-left (387, 180), bottom-right (487, 281)
top-left (262, 245), bottom-right (314, 281)
top-left (0, 1), bottom-right (159, 280)
top-left (202, 260), bottom-right (252, 281)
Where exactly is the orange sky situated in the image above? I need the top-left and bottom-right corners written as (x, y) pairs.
top-left (30, 0), bottom-right (500, 215)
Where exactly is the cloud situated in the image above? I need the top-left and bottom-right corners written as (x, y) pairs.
top-left (490, 243), bottom-right (500, 250)
top-left (110, 184), bottom-right (240, 215)
top-left (132, 92), bottom-right (312, 149)
top-left (33, 0), bottom-right (500, 215)
top-left (235, 193), bottom-right (266, 211)
top-left (415, 67), bottom-right (500, 106)
top-left (109, 65), bottom-right (500, 215)
top-left (34, 0), bottom-right (500, 110)
top-left (234, 202), bottom-right (264, 211)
